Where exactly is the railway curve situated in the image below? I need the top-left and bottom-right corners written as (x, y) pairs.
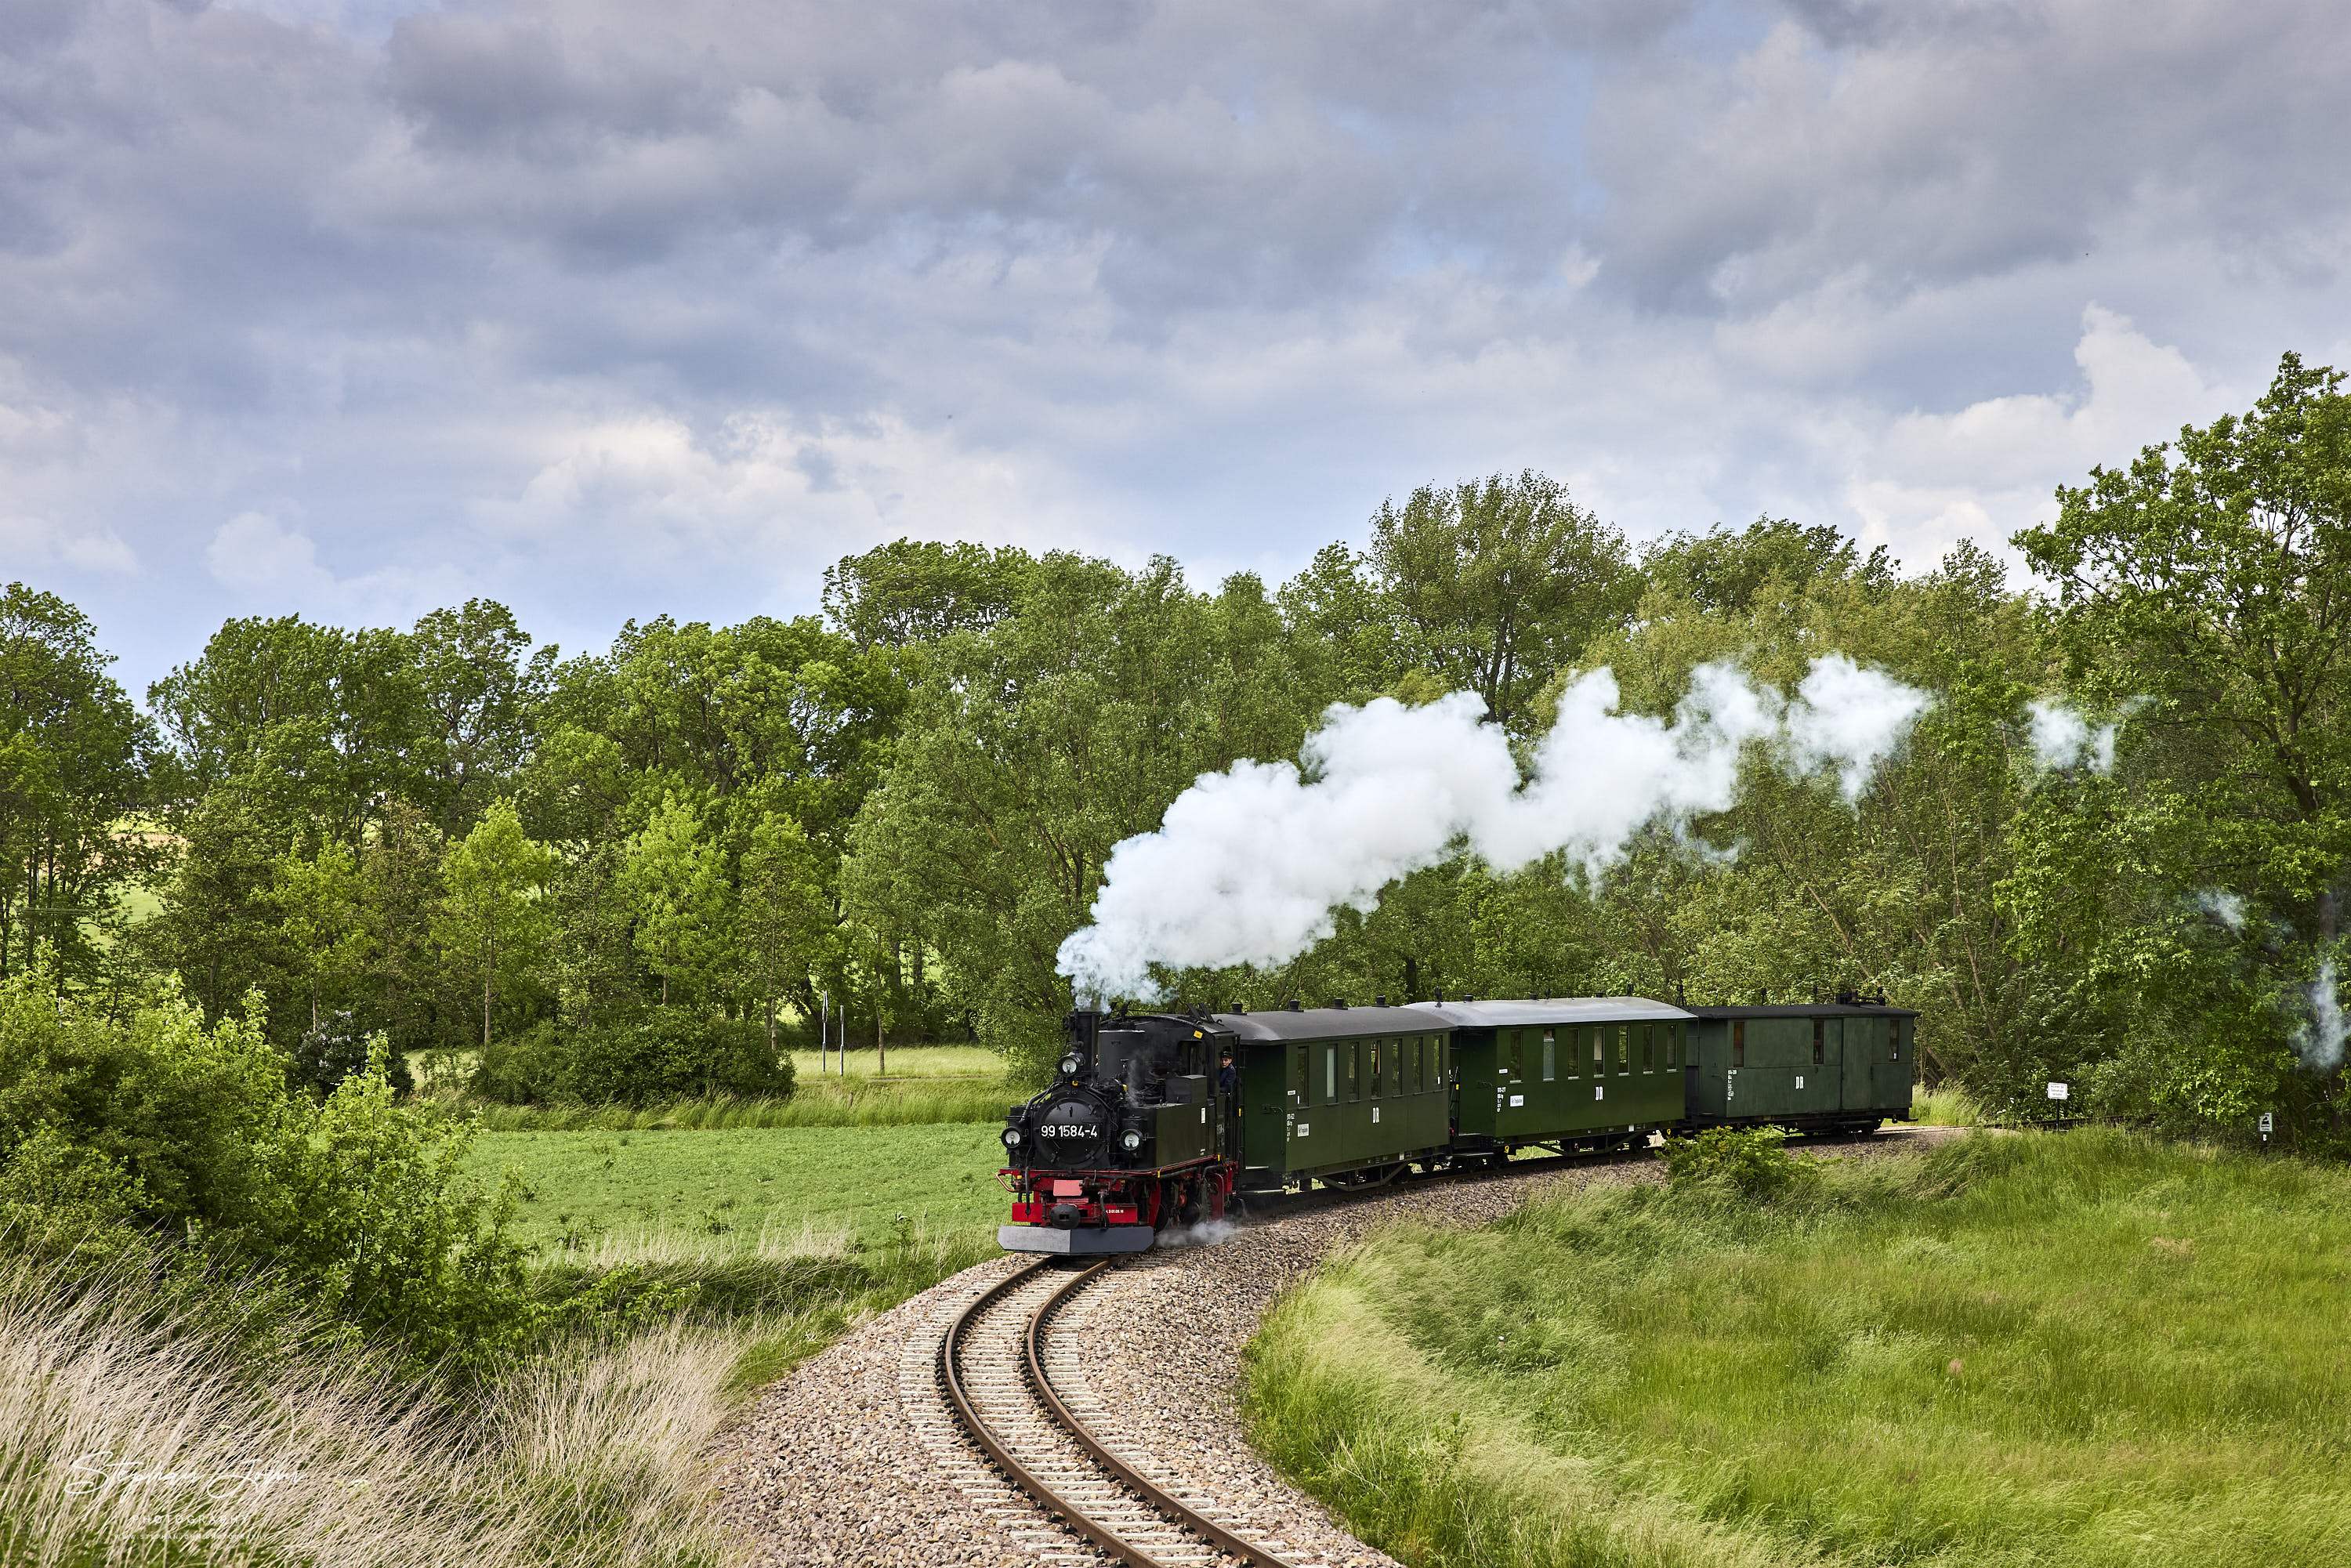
top-left (937, 1256), bottom-right (1310, 1567)
top-left (712, 1128), bottom-right (1958, 1567)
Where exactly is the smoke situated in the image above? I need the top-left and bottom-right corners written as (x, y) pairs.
top-left (2027, 701), bottom-right (2120, 773)
top-left (1056, 654), bottom-right (1931, 1001)
top-left (2193, 889), bottom-right (2248, 930)
top-left (2295, 959), bottom-right (2347, 1073)
top-left (2192, 889), bottom-right (2344, 1072)
top-left (1155, 1217), bottom-right (1244, 1248)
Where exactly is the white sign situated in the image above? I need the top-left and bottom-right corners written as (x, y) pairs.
top-left (2259, 1112), bottom-right (2274, 1134)
top-left (2046, 1082), bottom-right (2070, 1101)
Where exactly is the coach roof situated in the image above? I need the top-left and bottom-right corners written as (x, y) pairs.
top-left (1209, 1004), bottom-right (1448, 1042)
top-left (1684, 1002), bottom-right (1918, 1019)
top-left (1418, 996), bottom-right (1694, 1029)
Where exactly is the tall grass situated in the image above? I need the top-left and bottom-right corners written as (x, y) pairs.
top-left (1911, 1083), bottom-right (1983, 1126)
top-left (466, 1074), bottom-right (1024, 1131)
top-left (1246, 1129), bottom-right (2351, 1568)
top-left (0, 1212), bottom-right (994, 1565)
top-left (0, 1269), bottom-right (744, 1567)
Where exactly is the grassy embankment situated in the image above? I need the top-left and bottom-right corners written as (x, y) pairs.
top-left (1246, 1129), bottom-right (2351, 1568)
top-left (3, 1221), bottom-right (990, 1567)
top-left (5, 1048), bottom-right (1017, 1565)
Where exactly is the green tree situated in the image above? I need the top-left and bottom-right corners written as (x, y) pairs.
top-left (147, 614), bottom-right (418, 845)
top-left (2012, 351), bottom-right (2351, 1137)
top-left (408, 600), bottom-right (556, 836)
top-left (359, 798), bottom-right (448, 1054)
top-left (821, 537), bottom-right (1034, 650)
top-left (738, 811), bottom-right (835, 1050)
top-left (437, 799), bottom-right (557, 1048)
top-left (1367, 471), bottom-right (1636, 731)
top-left (0, 585), bottom-right (156, 983)
top-left (270, 839), bottom-right (368, 1032)
top-left (845, 556), bottom-right (1333, 1062)
top-left (622, 792), bottom-right (730, 1006)
top-left (144, 794), bottom-right (283, 1024)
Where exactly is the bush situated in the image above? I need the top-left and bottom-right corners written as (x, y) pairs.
top-left (473, 1011), bottom-right (795, 1106)
top-left (1656, 1124), bottom-right (1817, 1200)
top-left (295, 1009), bottom-right (415, 1099)
top-left (0, 973), bottom-right (563, 1369)
top-left (0, 974), bottom-right (281, 1229)
top-left (0, 1126), bottom-right (147, 1266)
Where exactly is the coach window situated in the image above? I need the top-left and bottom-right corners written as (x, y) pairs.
top-left (1892, 1019), bottom-right (1903, 1061)
top-left (1417, 1035), bottom-right (1429, 1092)
top-left (1371, 1038), bottom-right (1384, 1099)
top-left (1325, 1045), bottom-right (1337, 1103)
top-left (1542, 1029), bottom-right (1556, 1081)
top-left (1612, 1025), bottom-right (1625, 1074)
top-left (1293, 1045), bottom-right (1309, 1104)
top-left (1641, 1023), bottom-right (1654, 1072)
top-left (1733, 1019), bottom-right (1746, 1068)
top-left (1813, 1018), bottom-right (1825, 1066)
top-left (1347, 1041), bottom-right (1360, 1102)
top-left (1672, 1021), bottom-right (1684, 1068)
top-left (1590, 1027), bottom-right (1603, 1076)
top-left (1508, 1029), bottom-right (1523, 1077)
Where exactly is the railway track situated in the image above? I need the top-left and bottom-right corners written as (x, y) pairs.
top-left (936, 1256), bottom-right (1312, 1568)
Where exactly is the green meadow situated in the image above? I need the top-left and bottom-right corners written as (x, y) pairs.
top-left (467, 1121), bottom-right (1012, 1259)
top-left (1246, 1130), bottom-right (2351, 1568)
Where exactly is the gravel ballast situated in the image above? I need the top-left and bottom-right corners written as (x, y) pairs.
top-left (711, 1128), bottom-right (1962, 1567)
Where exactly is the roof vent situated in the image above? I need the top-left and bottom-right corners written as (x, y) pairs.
top-left (1331, 999), bottom-right (1349, 1009)
top-left (1375, 994), bottom-right (1388, 1008)
top-left (1287, 998), bottom-right (1302, 1012)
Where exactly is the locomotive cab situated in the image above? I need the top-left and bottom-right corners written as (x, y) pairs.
top-left (998, 1009), bottom-right (1239, 1254)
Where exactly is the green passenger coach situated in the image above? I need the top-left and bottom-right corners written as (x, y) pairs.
top-left (1683, 1001), bottom-right (1918, 1136)
top-left (1218, 1003), bottom-right (1454, 1194)
top-left (1427, 997), bottom-right (1694, 1160)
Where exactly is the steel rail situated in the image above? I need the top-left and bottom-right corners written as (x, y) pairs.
top-left (1023, 1262), bottom-right (1295, 1567)
top-left (938, 1255), bottom-right (1295, 1568)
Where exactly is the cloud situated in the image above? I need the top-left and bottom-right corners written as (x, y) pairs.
top-left (1842, 305), bottom-right (2233, 563)
top-left (0, 512), bottom-right (136, 574)
top-left (204, 511), bottom-right (473, 626)
top-left (0, 0), bottom-right (2342, 693)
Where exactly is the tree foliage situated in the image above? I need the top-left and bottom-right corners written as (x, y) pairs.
top-left (2, 376), bottom-right (2343, 1145)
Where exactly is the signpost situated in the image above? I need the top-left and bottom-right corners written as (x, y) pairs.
top-left (2259, 1110), bottom-right (2273, 1150)
top-left (2046, 1082), bottom-right (2069, 1102)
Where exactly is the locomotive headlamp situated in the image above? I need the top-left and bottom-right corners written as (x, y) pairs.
top-left (1121, 1130), bottom-right (1143, 1151)
top-left (1002, 1128), bottom-right (1023, 1146)
top-left (1060, 1053), bottom-right (1082, 1076)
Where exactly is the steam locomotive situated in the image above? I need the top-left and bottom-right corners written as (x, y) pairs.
top-left (997, 994), bottom-right (1917, 1253)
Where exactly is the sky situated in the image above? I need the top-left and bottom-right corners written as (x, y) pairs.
top-left (4, 0), bottom-right (2347, 696)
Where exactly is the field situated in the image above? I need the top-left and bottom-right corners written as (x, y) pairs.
top-left (1245, 1130), bottom-right (2351, 1568)
top-left (467, 1121), bottom-right (1012, 1258)
top-left (441, 1041), bottom-right (1028, 1130)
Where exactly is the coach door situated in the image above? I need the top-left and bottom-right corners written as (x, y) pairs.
top-left (1839, 1015), bottom-right (1872, 1109)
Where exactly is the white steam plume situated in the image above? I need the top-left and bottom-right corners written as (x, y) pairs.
top-left (2027, 700), bottom-right (2119, 773)
top-left (2295, 959), bottom-right (2346, 1073)
top-left (1056, 654), bottom-right (1931, 1001)
top-left (2193, 889), bottom-right (2248, 930)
